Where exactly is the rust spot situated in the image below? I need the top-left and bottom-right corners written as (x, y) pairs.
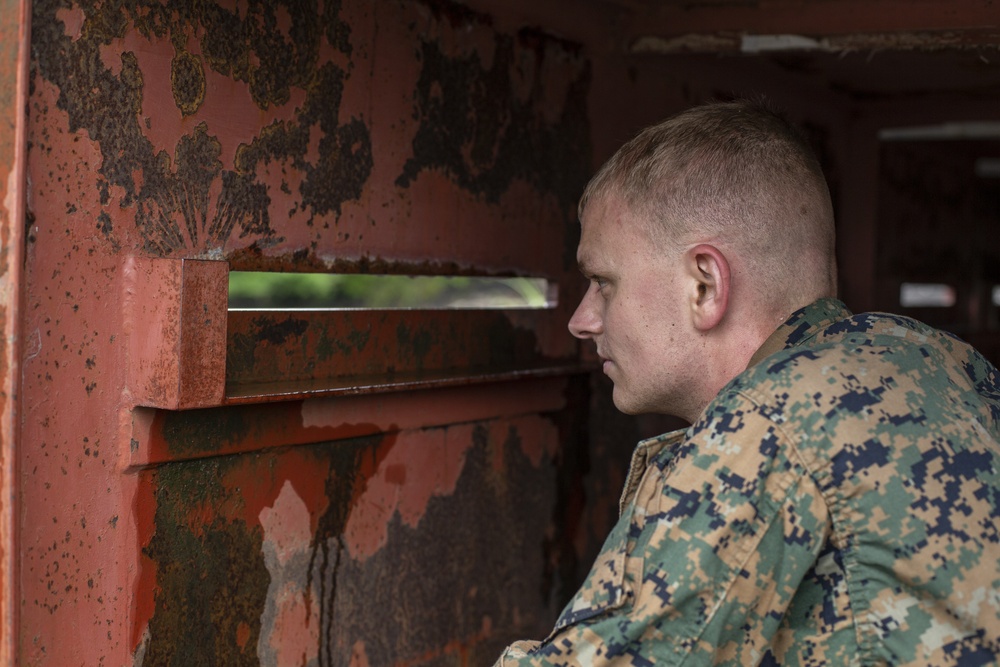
top-left (315, 326), bottom-right (371, 363)
top-left (226, 244), bottom-right (528, 276)
top-left (224, 306), bottom-right (551, 392)
top-left (234, 62), bottom-right (374, 220)
top-left (174, 123), bottom-right (223, 245)
top-left (235, 621), bottom-right (251, 651)
top-left (226, 314), bottom-right (310, 382)
top-left (395, 322), bottom-right (434, 371)
top-left (250, 315), bottom-right (310, 346)
top-left (140, 460), bottom-right (270, 666)
top-left (170, 51), bottom-right (205, 116)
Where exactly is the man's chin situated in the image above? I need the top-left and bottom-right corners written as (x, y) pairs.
top-left (612, 387), bottom-right (675, 417)
top-left (611, 387), bottom-right (642, 415)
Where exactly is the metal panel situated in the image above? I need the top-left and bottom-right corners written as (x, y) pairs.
top-left (24, 0), bottom-right (1000, 663)
top-left (225, 307), bottom-right (577, 400)
top-left (21, 0), bottom-right (592, 664)
top-left (0, 0), bottom-right (29, 663)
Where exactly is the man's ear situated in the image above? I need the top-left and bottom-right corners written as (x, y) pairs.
top-left (684, 244), bottom-right (731, 332)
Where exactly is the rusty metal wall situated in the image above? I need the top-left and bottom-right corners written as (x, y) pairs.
top-left (21, 0), bottom-right (595, 664)
top-left (21, 0), bottom-right (995, 664)
top-left (0, 0), bottom-right (30, 663)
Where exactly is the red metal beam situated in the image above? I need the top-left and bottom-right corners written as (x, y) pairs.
top-left (0, 0), bottom-right (29, 663)
top-left (128, 375), bottom-right (573, 468)
top-left (126, 258), bottom-right (228, 410)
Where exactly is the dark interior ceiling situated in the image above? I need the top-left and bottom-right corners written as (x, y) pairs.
top-left (461, 0), bottom-right (1000, 102)
top-left (691, 48), bottom-right (1000, 100)
top-left (799, 49), bottom-right (1000, 98)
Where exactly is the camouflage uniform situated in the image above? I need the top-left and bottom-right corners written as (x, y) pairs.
top-left (496, 298), bottom-right (1000, 666)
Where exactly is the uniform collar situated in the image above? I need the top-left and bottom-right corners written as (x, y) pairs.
top-left (622, 298), bottom-right (852, 513)
top-left (621, 429), bottom-right (686, 513)
top-left (746, 298), bottom-right (852, 370)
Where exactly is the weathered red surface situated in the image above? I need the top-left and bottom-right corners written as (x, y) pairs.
top-left (0, 0), bottom-right (29, 663)
top-left (15, 0), bottom-right (1000, 664)
top-left (21, 0), bottom-right (592, 664)
top-left (225, 307), bottom-right (576, 396)
top-left (126, 257), bottom-right (228, 409)
top-left (128, 376), bottom-right (572, 468)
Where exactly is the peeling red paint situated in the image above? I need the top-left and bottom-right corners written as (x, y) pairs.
top-left (54, 5), bottom-right (83, 41)
top-left (230, 449), bottom-right (333, 536)
top-left (258, 480), bottom-right (320, 665)
top-left (265, 582), bottom-right (319, 665)
top-left (235, 621), bottom-right (251, 651)
top-left (259, 481), bottom-right (313, 568)
top-left (131, 476), bottom-right (158, 656)
top-left (343, 425), bottom-right (473, 559)
top-left (126, 376), bottom-right (570, 468)
top-left (350, 640), bottom-right (370, 667)
top-left (514, 413), bottom-right (559, 468)
top-left (99, 29), bottom-right (311, 172)
top-left (224, 306), bottom-right (577, 399)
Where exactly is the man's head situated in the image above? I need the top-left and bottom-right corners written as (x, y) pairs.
top-left (569, 99), bottom-right (838, 421)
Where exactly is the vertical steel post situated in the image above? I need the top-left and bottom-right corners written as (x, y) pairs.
top-left (0, 0), bottom-right (30, 663)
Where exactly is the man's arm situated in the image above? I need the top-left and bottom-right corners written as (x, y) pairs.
top-left (495, 390), bottom-right (830, 666)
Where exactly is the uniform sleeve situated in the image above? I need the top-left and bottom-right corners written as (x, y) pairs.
top-left (494, 390), bottom-right (831, 666)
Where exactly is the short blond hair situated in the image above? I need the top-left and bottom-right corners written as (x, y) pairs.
top-left (581, 99), bottom-right (837, 308)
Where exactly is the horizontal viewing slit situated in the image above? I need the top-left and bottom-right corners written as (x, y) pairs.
top-left (228, 271), bottom-right (558, 311)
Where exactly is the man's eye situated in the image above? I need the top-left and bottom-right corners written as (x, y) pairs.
top-left (594, 277), bottom-right (609, 291)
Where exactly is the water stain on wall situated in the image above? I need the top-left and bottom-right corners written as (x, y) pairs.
top-left (170, 51), bottom-right (205, 116)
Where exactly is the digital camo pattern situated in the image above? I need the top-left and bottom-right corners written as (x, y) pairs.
top-left (495, 299), bottom-right (1000, 666)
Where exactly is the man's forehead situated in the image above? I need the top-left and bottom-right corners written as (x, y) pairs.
top-left (575, 209), bottom-right (608, 271)
top-left (580, 194), bottom-right (655, 236)
top-left (576, 198), bottom-right (662, 263)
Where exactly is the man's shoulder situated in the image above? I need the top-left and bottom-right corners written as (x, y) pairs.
top-left (719, 308), bottom-right (1000, 442)
top-left (744, 309), bottom-right (973, 387)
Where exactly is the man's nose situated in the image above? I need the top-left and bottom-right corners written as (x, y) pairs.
top-left (568, 286), bottom-right (602, 339)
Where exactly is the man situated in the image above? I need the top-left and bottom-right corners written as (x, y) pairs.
top-left (495, 100), bottom-right (1000, 666)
